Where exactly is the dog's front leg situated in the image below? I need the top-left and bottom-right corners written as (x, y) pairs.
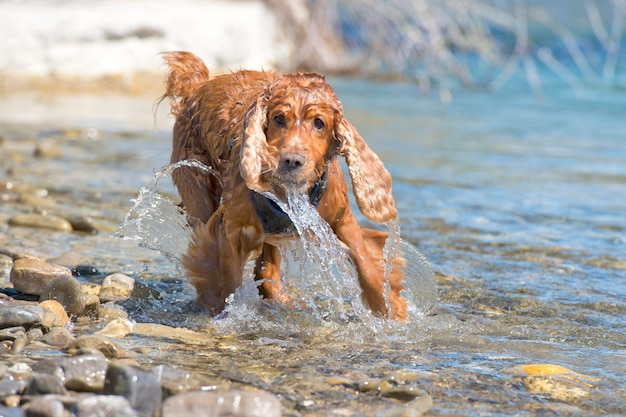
top-left (184, 213), bottom-right (257, 316)
top-left (331, 211), bottom-right (391, 318)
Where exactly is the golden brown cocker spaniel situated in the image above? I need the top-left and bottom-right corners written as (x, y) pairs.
top-left (161, 51), bottom-right (406, 320)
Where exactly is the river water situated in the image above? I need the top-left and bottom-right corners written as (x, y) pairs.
top-left (0, 70), bottom-right (625, 415)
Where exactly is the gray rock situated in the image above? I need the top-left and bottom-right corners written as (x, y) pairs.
top-left (26, 374), bottom-right (67, 396)
top-left (0, 326), bottom-right (26, 340)
top-left (61, 352), bottom-right (109, 393)
top-left (41, 327), bottom-right (75, 347)
top-left (8, 213), bottom-right (72, 232)
top-left (39, 275), bottom-right (86, 316)
top-left (0, 404), bottom-right (25, 417)
top-left (0, 306), bottom-right (42, 330)
top-left (25, 396), bottom-right (65, 417)
top-left (10, 258), bottom-right (72, 296)
top-left (161, 390), bottom-right (282, 417)
top-left (74, 395), bottom-right (138, 417)
top-left (0, 379), bottom-right (28, 397)
top-left (103, 361), bottom-right (162, 417)
top-left (152, 365), bottom-right (228, 396)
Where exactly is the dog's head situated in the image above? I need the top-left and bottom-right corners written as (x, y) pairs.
top-left (241, 73), bottom-right (397, 224)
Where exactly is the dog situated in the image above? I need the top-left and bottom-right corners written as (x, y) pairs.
top-left (160, 51), bottom-right (406, 321)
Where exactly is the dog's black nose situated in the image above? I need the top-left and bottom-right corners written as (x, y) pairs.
top-left (280, 152), bottom-right (306, 170)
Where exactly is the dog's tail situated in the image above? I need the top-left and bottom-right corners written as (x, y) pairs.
top-left (159, 51), bottom-right (210, 117)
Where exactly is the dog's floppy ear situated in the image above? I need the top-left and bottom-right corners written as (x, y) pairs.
top-left (241, 94), bottom-right (277, 192)
top-left (336, 119), bottom-right (397, 224)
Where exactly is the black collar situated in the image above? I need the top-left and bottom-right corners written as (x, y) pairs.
top-left (250, 166), bottom-right (329, 235)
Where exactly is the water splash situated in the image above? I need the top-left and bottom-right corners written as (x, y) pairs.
top-left (112, 160), bottom-right (218, 263)
top-left (114, 161), bottom-right (437, 334)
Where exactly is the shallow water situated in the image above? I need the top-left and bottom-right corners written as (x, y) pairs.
top-left (1, 74), bottom-right (625, 415)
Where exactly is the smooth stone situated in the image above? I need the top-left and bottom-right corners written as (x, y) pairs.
top-left (41, 327), bottom-right (75, 347)
top-left (25, 374), bottom-right (67, 396)
top-left (26, 326), bottom-right (44, 342)
top-left (152, 365), bottom-right (226, 396)
top-left (39, 300), bottom-right (70, 327)
top-left (62, 214), bottom-right (99, 234)
top-left (25, 396), bottom-right (65, 417)
top-left (0, 404), bottom-right (24, 417)
top-left (10, 258), bottom-right (72, 296)
top-left (161, 390), bottom-right (282, 417)
top-left (73, 395), bottom-right (137, 417)
top-left (8, 213), bottom-right (72, 232)
top-left (0, 326), bottom-right (26, 341)
top-left (509, 363), bottom-right (574, 376)
top-left (10, 335), bottom-right (27, 354)
top-left (97, 304), bottom-right (129, 321)
top-left (99, 273), bottom-right (135, 301)
top-left (39, 275), bottom-right (86, 316)
top-left (133, 323), bottom-right (214, 345)
top-left (103, 362), bottom-right (162, 417)
top-left (94, 318), bottom-right (134, 338)
top-left (61, 352), bottom-right (108, 393)
top-left (65, 335), bottom-right (128, 359)
top-left (0, 306), bottom-right (43, 329)
top-left (0, 379), bottom-right (29, 397)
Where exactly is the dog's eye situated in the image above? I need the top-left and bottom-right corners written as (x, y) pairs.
top-left (313, 117), bottom-right (325, 130)
top-left (273, 114), bottom-right (286, 127)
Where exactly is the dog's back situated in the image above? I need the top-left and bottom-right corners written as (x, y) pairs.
top-left (161, 52), bottom-right (278, 222)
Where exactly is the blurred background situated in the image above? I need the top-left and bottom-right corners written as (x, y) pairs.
top-left (1, 0), bottom-right (624, 96)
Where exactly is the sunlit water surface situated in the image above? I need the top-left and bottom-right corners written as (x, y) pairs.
top-left (0, 75), bottom-right (624, 416)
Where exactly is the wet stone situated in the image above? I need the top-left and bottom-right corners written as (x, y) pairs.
top-left (25, 374), bottom-right (67, 396)
top-left (0, 306), bottom-right (43, 330)
top-left (103, 361), bottom-right (162, 417)
top-left (39, 275), bottom-right (86, 316)
top-left (73, 395), bottom-right (138, 417)
top-left (161, 390), bottom-right (282, 417)
top-left (65, 335), bottom-right (128, 359)
top-left (8, 213), bottom-right (73, 233)
top-left (10, 258), bottom-right (72, 296)
top-left (94, 318), bottom-right (134, 338)
top-left (39, 300), bottom-right (70, 327)
top-left (41, 327), bottom-right (75, 347)
top-left (0, 379), bottom-right (28, 397)
top-left (152, 365), bottom-right (226, 396)
top-left (25, 396), bottom-right (65, 417)
top-left (62, 352), bottom-right (109, 393)
top-left (99, 273), bottom-right (135, 301)
top-left (0, 404), bottom-right (24, 417)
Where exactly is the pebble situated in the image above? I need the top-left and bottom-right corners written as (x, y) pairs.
top-left (161, 390), bottom-right (282, 417)
top-left (38, 300), bottom-right (70, 327)
top-left (40, 327), bottom-right (75, 347)
top-left (62, 352), bottom-right (109, 393)
top-left (0, 305), bottom-right (42, 330)
top-left (507, 363), bottom-right (597, 403)
top-left (94, 318), bottom-right (134, 338)
top-left (25, 396), bottom-right (65, 417)
top-left (39, 275), bottom-right (86, 316)
top-left (103, 361), bottom-right (162, 417)
top-left (9, 258), bottom-right (72, 296)
top-left (65, 335), bottom-right (128, 359)
top-left (25, 374), bottom-right (67, 396)
top-left (46, 250), bottom-right (83, 268)
top-left (74, 395), bottom-right (138, 417)
top-left (8, 213), bottom-right (73, 233)
top-left (99, 273), bottom-right (135, 301)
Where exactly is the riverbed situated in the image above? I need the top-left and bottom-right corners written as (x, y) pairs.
top-left (1, 74), bottom-right (625, 416)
